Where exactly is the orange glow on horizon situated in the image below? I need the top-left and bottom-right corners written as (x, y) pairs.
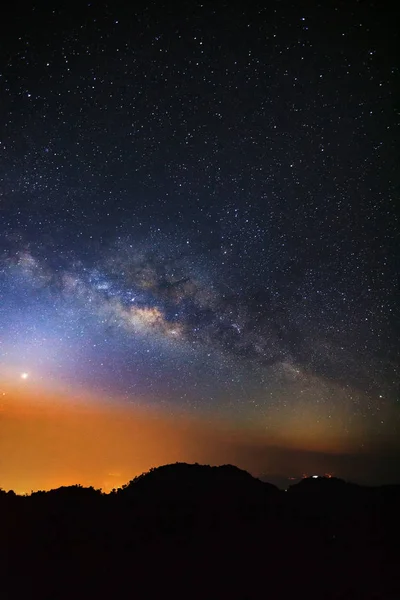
top-left (0, 379), bottom-right (388, 494)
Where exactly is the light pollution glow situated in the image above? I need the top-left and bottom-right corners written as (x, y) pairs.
top-left (1, 377), bottom-right (397, 494)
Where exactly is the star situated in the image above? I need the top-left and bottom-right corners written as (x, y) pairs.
top-left (0, 0), bottom-right (397, 490)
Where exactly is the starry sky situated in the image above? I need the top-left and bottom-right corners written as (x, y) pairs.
top-left (0, 1), bottom-right (398, 492)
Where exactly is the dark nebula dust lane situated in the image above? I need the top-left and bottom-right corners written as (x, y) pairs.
top-left (0, 1), bottom-right (398, 491)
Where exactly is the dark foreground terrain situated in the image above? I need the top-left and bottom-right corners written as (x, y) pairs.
top-left (1, 463), bottom-right (399, 599)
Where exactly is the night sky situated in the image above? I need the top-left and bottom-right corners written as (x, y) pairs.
top-left (0, 1), bottom-right (398, 492)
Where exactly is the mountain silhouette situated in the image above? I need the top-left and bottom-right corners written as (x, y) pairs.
top-left (288, 475), bottom-right (361, 494)
top-left (117, 462), bottom-right (279, 501)
top-left (1, 463), bottom-right (399, 600)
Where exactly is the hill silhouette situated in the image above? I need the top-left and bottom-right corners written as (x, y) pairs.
top-left (117, 462), bottom-right (278, 505)
top-left (1, 462), bottom-right (399, 599)
top-left (288, 474), bottom-right (362, 493)
top-left (119, 461), bottom-right (275, 493)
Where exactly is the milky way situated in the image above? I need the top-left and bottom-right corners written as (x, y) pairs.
top-left (0, 2), bottom-right (398, 457)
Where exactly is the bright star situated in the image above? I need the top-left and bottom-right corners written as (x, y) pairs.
top-left (21, 372), bottom-right (29, 380)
